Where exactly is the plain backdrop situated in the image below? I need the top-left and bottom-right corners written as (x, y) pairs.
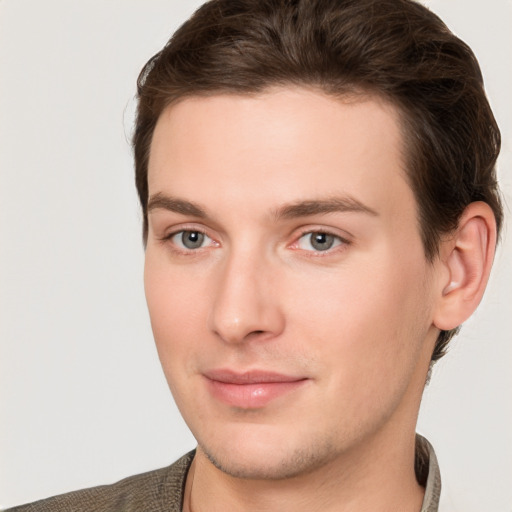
top-left (0, 0), bottom-right (511, 510)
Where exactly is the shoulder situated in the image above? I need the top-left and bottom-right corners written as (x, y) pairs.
top-left (5, 451), bottom-right (195, 512)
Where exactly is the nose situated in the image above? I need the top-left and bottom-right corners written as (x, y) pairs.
top-left (208, 248), bottom-right (285, 344)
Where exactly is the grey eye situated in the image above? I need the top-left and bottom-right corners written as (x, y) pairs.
top-left (297, 232), bottom-right (342, 252)
top-left (310, 233), bottom-right (335, 251)
top-left (176, 231), bottom-right (206, 249)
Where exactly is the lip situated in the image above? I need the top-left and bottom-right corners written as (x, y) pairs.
top-left (203, 369), bottom-right (308, 409)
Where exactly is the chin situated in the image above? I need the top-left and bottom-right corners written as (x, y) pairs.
top-left (197, 427), bottom-right (339, 480)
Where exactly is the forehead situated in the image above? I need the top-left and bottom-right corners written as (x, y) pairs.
top-left (147, 87), bottom-right (415, 224)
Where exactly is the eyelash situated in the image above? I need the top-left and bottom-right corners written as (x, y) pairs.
top-left (159, 227), bottom-right (216, 253)
top-left (159, 227), bottom-right (351, 256)
top-left (291, 229), bottom-right (351, 256)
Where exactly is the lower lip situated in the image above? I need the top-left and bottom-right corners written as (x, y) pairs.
top-left (206, 379), bottom-right (307, 409)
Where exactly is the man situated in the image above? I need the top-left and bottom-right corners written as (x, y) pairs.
top-left (5, 0), bottom-right (504, 511)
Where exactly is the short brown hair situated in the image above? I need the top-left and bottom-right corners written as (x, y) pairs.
top-left (133, 0), bottom-right (502, 362)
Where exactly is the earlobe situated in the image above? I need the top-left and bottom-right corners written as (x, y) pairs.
top-left (433, 202), bottom-right (497, 331)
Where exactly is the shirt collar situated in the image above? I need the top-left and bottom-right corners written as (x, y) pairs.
top-left (416, 434), bottom-right (442, 512)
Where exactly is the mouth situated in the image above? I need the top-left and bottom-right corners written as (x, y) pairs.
top-left (203, 369), bottom-right (309, 409)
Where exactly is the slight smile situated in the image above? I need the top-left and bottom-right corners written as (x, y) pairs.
top-left (203, 369), bottom-right (310, 409)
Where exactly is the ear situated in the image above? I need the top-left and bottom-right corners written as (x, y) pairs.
top-left (433, 201), bottom-right (497, 331)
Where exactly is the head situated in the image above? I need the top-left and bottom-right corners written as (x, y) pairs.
top-left (135, 0), bottom-right (501, 480)
top-left (134, 0), bottom-right (502, 364)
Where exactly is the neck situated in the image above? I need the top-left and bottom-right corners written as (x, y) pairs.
top-left (184, 426), bottom-right (425, 512)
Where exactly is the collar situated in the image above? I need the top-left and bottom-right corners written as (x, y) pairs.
top-left (416, 434), bottom-right (442, 511)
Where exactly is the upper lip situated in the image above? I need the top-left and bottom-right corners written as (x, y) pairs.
top-left (203, 369), bottom-right (307, 384)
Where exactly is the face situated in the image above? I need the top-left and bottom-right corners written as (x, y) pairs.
top-left (144, 88), bottom-right (440, 479)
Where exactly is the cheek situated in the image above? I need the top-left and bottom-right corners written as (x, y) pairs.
top-left (284, 253), bottom-right (432, 383)
top-left (144, 252), bottom-right (209, 370)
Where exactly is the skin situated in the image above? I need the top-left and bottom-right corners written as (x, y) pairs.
top-left (144, 88), bottom-right (447, 511)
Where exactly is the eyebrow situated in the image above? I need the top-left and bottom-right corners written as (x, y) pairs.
top-left (274, 197), bottom-right (379, 220)
top-left (147, 193), bottom-right (207, 218)
top-left (147, 193), bottom-right (378, 220)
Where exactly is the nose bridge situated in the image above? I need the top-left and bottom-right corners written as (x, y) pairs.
top-left (208, 242), bottom-right (284, 344)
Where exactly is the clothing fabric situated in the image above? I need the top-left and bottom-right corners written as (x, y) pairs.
top-left (7, 435), bottom-right (441, 511)
top-left (417, 435), bottom-right (442, 512)
top-left (5, 454), bottom-right (194, 512)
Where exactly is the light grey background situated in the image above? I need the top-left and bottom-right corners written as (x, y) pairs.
top-left (0, 1), bottom-right (510, 510)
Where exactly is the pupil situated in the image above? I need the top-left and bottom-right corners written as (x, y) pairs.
top-left (182, 231), bottom-right (204, 249)
top-left (311, 233), bottom-right (334, 251)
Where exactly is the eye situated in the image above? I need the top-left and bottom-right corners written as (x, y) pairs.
top-left (297, 232), bottom-right (344, 252)
top-left (170, 230), bottom-right (213, 250)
